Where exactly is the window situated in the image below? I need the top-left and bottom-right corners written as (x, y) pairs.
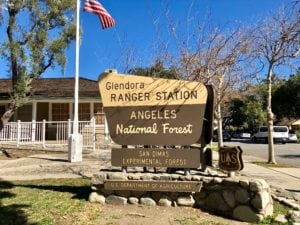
top-left (52, 103), bottom-right (69, 121)
top-left (259, 127), bottom-right (268, 132)
top-left (274, 127), bottom-right (288, 132)
top-left (79, 103), bottom-right (90, 121)
top-left (94, 103), bottom-right (104, 124)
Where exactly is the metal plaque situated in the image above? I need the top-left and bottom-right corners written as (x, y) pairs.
top-left (104, 180), bottom-right (202, 192)
top-left (219, 146), bottom-right (244, 172)
top-left (111, 148), bottom-right (201, 168)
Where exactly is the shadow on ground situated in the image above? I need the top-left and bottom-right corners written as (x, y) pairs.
top-left (16, 184), bottom-right (91, 200)
top-left (280, 154), bottom-right (300, 158)
top-left (26, 156), bottom-right (68, 162)
top-left (0, 180), bottom-right (36, 225)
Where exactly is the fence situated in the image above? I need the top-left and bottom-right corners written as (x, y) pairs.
top-left (0, 119), bottom-right (107, 151)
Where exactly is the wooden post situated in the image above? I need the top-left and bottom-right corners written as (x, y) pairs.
top-left (17, 120), bottom-right (20, 148)
top-left (67, 119), bottom-right (72, 138)
top-left (42, 119), bottom-right (46, 149)
top-left (92, 117), bottom-right (96, 151)
top-left (122, 145), bottom-right (127, 173)
top-left (228, 171), bottom-right (235, 177)
top-left (31, 120), bottom-right (36, 142)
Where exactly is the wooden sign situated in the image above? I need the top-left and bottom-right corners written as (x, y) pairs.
top-left (104, 180), bottom-right (202, 192)
top-left (99, 71), bottom-right (208, 145)
top-left (111, 148), bottom-right (201, 168)
top-left (219, 146), bottom-right (244, 172)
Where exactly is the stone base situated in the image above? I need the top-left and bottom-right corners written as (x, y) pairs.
top-left (90, 169), bottom-right (273, 223)
top-left (68, 133), bottom-right (83, 162)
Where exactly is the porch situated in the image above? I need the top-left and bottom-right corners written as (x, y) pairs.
top-left (0, 119), bottom-right (110, 152)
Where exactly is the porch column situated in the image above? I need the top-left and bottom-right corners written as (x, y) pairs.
top-left (69, 102), bottom-right (73, 121)
top-left (32, 102), bottom-right (37, 142)
top-left (90, 102), bottom-right (94, 121)
top-left (32, 102), bottom-right (37, 121)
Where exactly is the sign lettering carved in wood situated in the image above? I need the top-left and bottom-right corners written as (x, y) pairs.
top-left (104, 180), bottom-right (202, 192)
top-left (99, 72), bottom-right (208, 145)
top-left (111, 148), bottom-right (201, 168)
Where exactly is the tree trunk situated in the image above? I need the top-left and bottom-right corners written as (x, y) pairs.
top-left (0, 6), bottom-right (19, 131)
top-left (217, 104), bottom-right (223, 148)
top-left (0, 108), bottom-right (16, 130)
top-left (267, 65), bottom-right (276, 164)
top-left (7, 6), bottom-right (19, 87)
top-left (216, 77), bottom-right (224, 148)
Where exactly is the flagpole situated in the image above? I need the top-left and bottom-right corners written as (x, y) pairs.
top-left (74, 0), bottom-right (80, 135)
top-left (68, 0), bottom-right (83, 162)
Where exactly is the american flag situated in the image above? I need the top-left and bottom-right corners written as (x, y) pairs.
top-left (84, 0), bottom-right (116, 29)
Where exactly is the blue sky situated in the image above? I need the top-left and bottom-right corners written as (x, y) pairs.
top-left (0, 0), bottom-right (296, 81)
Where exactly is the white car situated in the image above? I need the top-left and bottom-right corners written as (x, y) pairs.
top-left (239, 132), bottom-right (251, 139)
top-left (287, 131), bottom-right (298, 143)
top-left (252, 126), bottom-right (289, 144)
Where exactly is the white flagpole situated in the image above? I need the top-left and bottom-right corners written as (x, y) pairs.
top-left (74, 0), bottom-right (80, 135)
top-left (68, 0), bottom-right (83, 162)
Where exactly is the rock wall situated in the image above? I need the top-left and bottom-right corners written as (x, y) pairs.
top-left (90, 171), bottom-right (273, 223)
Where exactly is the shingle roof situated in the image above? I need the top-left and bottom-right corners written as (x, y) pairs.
top-left (0, 77), bottom-right (100, 99)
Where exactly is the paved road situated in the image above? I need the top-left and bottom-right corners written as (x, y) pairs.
top-left (219, 139), bottom-right (300, 167)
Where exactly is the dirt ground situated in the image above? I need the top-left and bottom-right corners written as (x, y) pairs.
top-left (95, 204), bottom-right (248, 225)
top-left (0, 149), bottom-right (249, 225)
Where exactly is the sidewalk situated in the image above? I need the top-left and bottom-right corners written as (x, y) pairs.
top-left (240, 162), bottom-right (300, 200)
top-left (0, 150), bottom-right (109, 181)
top-left (213, 151), bottom-right (300, 201)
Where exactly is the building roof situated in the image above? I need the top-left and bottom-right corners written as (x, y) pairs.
top-left (292, 119), bottom-right (300, 126)
top-left (0, 77), bottom-right (100, 99)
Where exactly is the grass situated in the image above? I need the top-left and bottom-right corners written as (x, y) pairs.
top-left (1, 178), bottom-right (294, 225)
top-left (206, 144), bottom-right (219, 151)
top-left (0, 178), bottom-right (102, 225)
top-left (1, 178), bottom-right (233, 225)
top-left (259, 201), bottom-right (292, 225)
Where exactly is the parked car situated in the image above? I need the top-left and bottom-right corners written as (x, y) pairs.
top-left (252, 126), bottom-right (289, 144)
top-left (231, 131), bottom-right (251, 139)
top-left (287, 130), bottom-right (298, 143)
top-left (239, 132), bottom-right (251, 139)
top-left (213, 130), bottom-right (231, 142)
top-left (231, 131), bottom-right (241, 138)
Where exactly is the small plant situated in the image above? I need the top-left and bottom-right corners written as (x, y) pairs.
top-left (259, 201), bottom-right (292, 225)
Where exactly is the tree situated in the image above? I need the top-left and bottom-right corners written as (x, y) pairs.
top-left (0, 0), bottom-right (76, 129)
top-left (228, 94), bottom-right (266, 132)
top-left (172, 27), bottom-right (249, 148)
top-left (128, 59), bottom-right (177, 79)
top-left (152, 4), bottom-right (256, 147)
top-left (250, 3), bottom-right (300, 164)
top-left (228, 98), bottom-right (246, 128)
top-left (272, 69), bottom-right (300, 119)
top-left (243, 96), bottom-right (267, 131)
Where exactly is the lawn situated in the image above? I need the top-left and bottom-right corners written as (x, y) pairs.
top-left (0, 178), bottom-right (101, 225)
top-left (0, 178), bottom-right (236, 225)
top-left (0, 178), bottom-right (292, 225)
